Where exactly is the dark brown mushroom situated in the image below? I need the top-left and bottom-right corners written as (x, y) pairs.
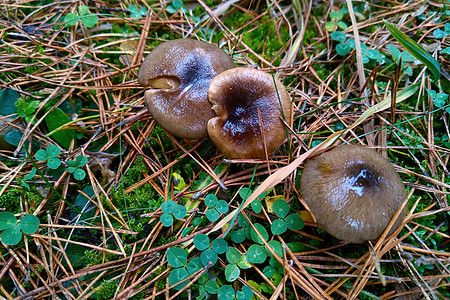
top-left (138, 39), bottom-right (235, 139)
top-left (207, 68), bottom-right (291, 159)
top-left (299, 144), bottom-right (407, 243)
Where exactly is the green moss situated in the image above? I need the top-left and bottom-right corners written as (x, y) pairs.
top-left (96, 279), bottom-right (119, 300)
top-left (0, 189), bottom-right (42, 214)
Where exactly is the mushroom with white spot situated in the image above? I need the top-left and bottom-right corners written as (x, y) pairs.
top-left (299, 144), bottom-right (407, 244)
top-left (207, 67), bottom-right (291, 159)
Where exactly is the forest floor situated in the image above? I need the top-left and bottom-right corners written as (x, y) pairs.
top-left (0, 0), bottom-right (449, 299)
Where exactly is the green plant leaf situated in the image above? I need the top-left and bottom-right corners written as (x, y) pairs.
top-left (366, 49), bottom-right (381, 60)
top-left (286, 242), bottom-right (306, 252)
top-left (73, 185), bottom-right (96, 220)
top-left (206, 209), bottom-right (219, 222)
top-left (330, 31), bottom-right (346, 43)
top-left (237, 254), bottom-right (251, 269)
top-left (47, 157), bottom-right (61, 170)
top-left (247, 244), bottom-right (267, 264)
top-left (225, 264), bottom-right (240, 282)
top-left (217, 285), bottom-right (235, 300)
top-left (193, 234), bottom-right (210, 251)
top-left (285, 213), bottom-right (304, 230)
top-left (166, 247), bottom-right (187, 268)
top-left (386, 44), bottom-right (401, 60)
top-left (181, 227), bottom-right (192, 237)
top-left (45, 108), bottom-right (77, 149)
top-left (204, 194), bottom-right (218, 207)
top-left (67, 166), bottom-right (77, 173)
top-left (35, 149), bottom-right (48, 161)
top-left (198, 272), bottom-right (208, 285)
top-left (230, 228), bottom-right (246, 243)
top-left (272, 199), bottom-right (289, 218)
top-left (200, 248), bottom-right (218, 267)
top-left (0, 212), bottom-right (17, 230)
top-left (237, 286), bottom-right (253, 300)
top-left (186, 257), bottom-right (203, 275)
top-left (46, 145), bottom-right (60, 158)
top-left (237, 213), bottom-right (249, 227)
top-left (80, 14), bottom-right (98, 28)
top-left (205, 280), bottom-right (219, 294)
top-left (173, 205), bottom-right (187, 219)
top-left (19, 214), bottom-right (40, 234)
top-left (336, 43), bottom-right (351, 56)
top-left (251, 200), bottom-right (262, 213)
top-left (250, 223), bottom-right (269, 244)
top-left (427, 89), bottom-right (437, 99)
top-left (434, 93), bottom-right (449, 108)
top-left (384, 20), bottom-right (440, 80)
top-left (337, 21), bottom-right (348, 30)
top-left (168, 267), bottom-right (189, 290)
top-left (75, 155), bottom-right (88, 167)
top-left (271, 219), bottom-right (287, 235)
top-left (215, 200), bottom-right (229, 214)
top-left (160, 213), bottom-right (173, 227)
top-left (23, 167), bottom-right (36, 181)
top-left (266, 240), bottom-right (283, 258)
top-left (239, 187), bottom-right (252, 200)
top-left (0, 88), bottom-right (19, 115)
top-left (433, 29), bottom-right (445, 39)
top-left (263, 265), bottom-right (276, 278)
top-left (78, 5), bottom-right (90, 16)
top-left (73, 169), bottom-right (86, 180)
top-left (161, 200), bottom-right (176, 214)
top-left (64, 13), bottom-right (80, 27)
top-left (211, 238), bottom-right (228, 254)
top-left (329, 11), bottom-right (343, 21)
top-left (1, 225), bottom-right (22, 245)
top-left (226, 247), bottom-right (241, 264)
top-left (172, 172), bottom-right (185, 190)
top-left (400, 51), bottom-right (416, 62)
top-left (4, 130), bottom-right (25, 149)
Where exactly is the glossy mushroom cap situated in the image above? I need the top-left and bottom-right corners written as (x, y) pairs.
top-left (207, 68), bottom-right (291, 159)
top-left (300, 145), bottom-right (407, 244)
top-left (138, 39), bottom-right (235, 139)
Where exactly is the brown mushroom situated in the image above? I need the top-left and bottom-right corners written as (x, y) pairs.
top-left (207, 68), bottom-right (291, 159)
top-left (299, 144), bottom-right (407, 244)
top-left (138, 39), bottom-right (235, 139)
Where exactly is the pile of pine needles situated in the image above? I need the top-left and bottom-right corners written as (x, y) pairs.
top-left (0, 0), bottom-right (449, 299)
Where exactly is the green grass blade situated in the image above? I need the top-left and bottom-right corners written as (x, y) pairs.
top-left (384, 20), bottom-right (440, 80)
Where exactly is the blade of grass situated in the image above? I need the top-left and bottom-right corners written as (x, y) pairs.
top-left (384, 20), bottom-right (440, 81)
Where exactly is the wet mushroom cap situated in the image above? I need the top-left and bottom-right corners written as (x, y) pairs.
top-left (138, 39), bottom-right (235, 139)
top-left (300, 145), bottom-right (407, 244)
top-left (207, 68), bottom-right (291, 159)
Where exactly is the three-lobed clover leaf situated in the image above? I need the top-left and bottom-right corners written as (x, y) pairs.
top-left (427, 89), bottom-right (449, 109)
top-left (128, 4), bottom-right (148, 18)
top-left (271, 199), bottom-right (304, 235)
top-left (194, 237), bottom-right (228, 268)
top-left (64, 5), bottom-right (99, 28)
top-left (204, 194), bottom-right (229, 222)
top-left (67, 155), bottom-right (88, 180)
top-left (160, 200), bottom-right (187, 227)
top-left (35, 145), bottom-right (61, 170)
top-left (0, 212), bottom-right (40, 245)
top-left (167, 248), bottom-right (207, 291)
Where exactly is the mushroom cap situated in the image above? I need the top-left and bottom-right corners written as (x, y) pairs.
top-left (207, 68), bottom-right (291, 159)
top-left (138, 39), bottom-right (235, 139)
top-left (300, 145), bottom-right (407, 244)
